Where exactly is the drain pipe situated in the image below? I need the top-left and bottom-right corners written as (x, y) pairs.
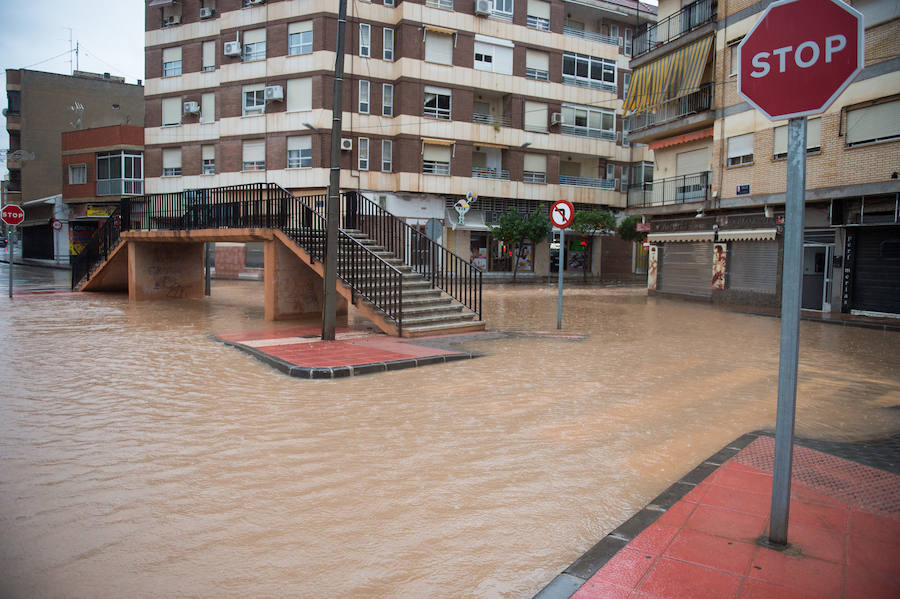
top-left (322, 0), bottom-right (348, 341)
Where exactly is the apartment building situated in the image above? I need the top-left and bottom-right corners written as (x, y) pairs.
top-left (4, 69), bottom-right (145, 261)
top-left (143, 0), bottom-right (656, 277)
top-left (624, 0), bottom-right (899, 316)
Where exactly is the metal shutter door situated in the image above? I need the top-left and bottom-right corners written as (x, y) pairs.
top-left (728, 241), bottom-right (778, 293)
top-left (852, 227), bottom-right (900, 314)
top-left (659, 242), bottom-right (712, 297)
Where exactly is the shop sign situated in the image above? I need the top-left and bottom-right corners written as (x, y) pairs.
top-left (736, 185), bottom-right (751, 195)
top-left (636, 222), bottom-right (651, 232)
top-left (86, 205), bottom-right (116, 217)
top-left (454, 192), bottom-right (477, 224)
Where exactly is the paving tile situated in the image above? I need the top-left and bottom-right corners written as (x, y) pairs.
top-left (712, 467), bottom-right (775, 495)
top-left (748, 547), bottom-right (843, 599)
top-left (590, 548), bottom-right (657, 589)
top-left (637, 557), bottom-right (742, 599)
top-left (656, 500), bottom-right (698, 528)
top-left (684, 505), bottom-right (768, 542)
top-left (846, 532), bottom-right (900, 574)
top-left (566, 537), bottom-right (629, 580)
top-left (681, 481), bottom-right (711, 503)
top-left (629, 523), bottom-right (680, 555)
top-left (738, 578), bottom-right (829, 599)
top-left (844, 563), bottom-right (900, 599)
top-left (571, 579), bottom-right (633, 599)
top-left (848, 507), bottom-right (900, 544)
top-left (700, 484), bottom-right (771, 517)
top-left (785, 522), bottom-right (846, 564)
top-left (662, 528), bottom-right (757, 575)
top-left (785, 500), bottom-right (849, 534)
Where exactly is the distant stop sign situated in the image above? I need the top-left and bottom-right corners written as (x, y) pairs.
top-left (1, 204), bottom-right (25, 226)
top-left (738, 0), bottom-right (863, 120)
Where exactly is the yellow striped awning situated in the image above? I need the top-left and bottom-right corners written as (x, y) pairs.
top-left (623, 35), bottom-right (714, 114)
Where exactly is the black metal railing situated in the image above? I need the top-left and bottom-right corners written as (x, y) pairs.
top-left (70, 204), bottom-right (125, 291)
top-left (342, 192), bottom-right (483, 320)
top-left (626, 83), bottom-right (714, 133)
top-left (627, 171), bottom-right (711, 207)
top-left (633, 0), bottom-right (716, 58)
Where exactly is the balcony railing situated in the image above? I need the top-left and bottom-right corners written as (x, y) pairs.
top-left (472, 113), bottom-right (511, 128)
top-left (633, 0), bottom-right (716, 58)
top-left (525, 68), bottom-right (550, 81)
top-left (560, 125), bottom-right (617, 141)
top-left (626, 83), bottom-right (713, 133)
top-left (425, 0), bottom-right (453, 9)
top-left (97, 179), bottom-right (144, 196)
top-left (523, 171), bottom-right (546, 184)
top-left (563, 26), bottom-right (618, 46)
top-left (472, 167), bottom-right (510, 180)
top-left (526, 15), bottom-right (550, 31)
top-left (560, 175), bottom-right (617, 189)
top-left (627, 171), bottom-right (711, 207)
top-left (423, 161), bottom-right (450, 175)
top-left (562, 75), bottom-right (618, 93)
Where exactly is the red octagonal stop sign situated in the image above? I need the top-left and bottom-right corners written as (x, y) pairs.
top-left (1, 204), bottom-right (25, 226)
top-left (738, 0), bottom-right (863, 121)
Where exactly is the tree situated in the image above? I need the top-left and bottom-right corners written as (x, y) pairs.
top-left (618, 215), bottom-right (647, 244)
top-left (489, 209), bottom-right (551, 281)
top-left (572, 210), bottom-right (616, 281)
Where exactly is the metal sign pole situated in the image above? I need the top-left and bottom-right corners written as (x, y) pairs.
top-left (557, 228), bottom-right (565, 329)
top-left (8, 228), bottom-right (14, 299)
top-left (767, 116), bottom-right (807, 548)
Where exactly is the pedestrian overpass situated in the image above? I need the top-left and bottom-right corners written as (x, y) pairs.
top-left (71, 184), bottom-right (484, 338)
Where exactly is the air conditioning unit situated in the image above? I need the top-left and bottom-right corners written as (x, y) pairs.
top-left (223, 41), bottom-right (242, 56)
top-left (199, 7), bottom-right (214, 19)
top-left (164, 15), bottom-right (181, 25)
top-left (264, 85), bottom-right (283, 101)
top-left (183, 101), bottom-right (200, 114)
top-left (475, 0), bottom-right (492, 16)
top-left (550, 112), bottom-right (562, 126)
top-left (340, 138), bottom-right (353, 151)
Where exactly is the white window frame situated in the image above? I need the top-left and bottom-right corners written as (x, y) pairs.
top-left (200, 92), bottom-right (215, 124)
top-left (360, 23), bottom-right (371, 58)
top-left (162, 47), bottom-right (182, 77)
top-left (201, 145), bottom-right (215, 175)
top-left (162, 148), bottom-right (182, 177)
top-left (161, 97), bottom-right (182, 127)
top-left (560, 103), bottom-right (616, 140)
top-left (424, 87), bottom-right (451, 120)
top-left (845, 98), bottom-right (900, 146)
top-left (68, 164), bottom-right (87, 185)
top-left (242, 29), bottom-right (266, 62)
top-left (358, 137), bottom-right (369, 170)
top-left (242, 140), bottom-right (266, 171)
top-left (202, 41), bottom-right (216, 72)
top-left (287, 135), bottom-right (312, 169)
top-left (727, 133), bottom-right (754, 167)
top-left (243, 85), bottom-right (266, 116)
top-left (624, 28), bottom-right (633, 57)
top-left (424, 30), bottom-right (453, 65)
top-left (774, 117), bottom-right (822, 158)
top-left (288, 22), bottom-right (313, 56)
top-left (381, 139), bottom-right (392, 172)
top-left (423, 143), bottom-right (451, 175)
top-left (359, 80), bottom-right (370, 114)
top-left (562, 52), bottom-right (616, 91)
top-left (383, 28), bottom-right (394, 61)
top-left (492, 0), bottom-right (514, 20)
top-left (382, 83), bottom-right (393, 117)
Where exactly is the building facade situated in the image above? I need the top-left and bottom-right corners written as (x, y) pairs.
top-left (143, 0), bottom-right (656, 278)
top-left (624, 0), bottom-right (899, 316)
top-left (4, 69), bottom-right (145, 261)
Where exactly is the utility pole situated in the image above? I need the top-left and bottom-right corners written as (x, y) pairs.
top-left (321, 0), bottom-right (347, 341)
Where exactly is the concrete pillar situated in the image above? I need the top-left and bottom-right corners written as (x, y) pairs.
top-left (128, 242), bottom-right (205, 301)
top-left (264, 238), bottom-right (347, 321)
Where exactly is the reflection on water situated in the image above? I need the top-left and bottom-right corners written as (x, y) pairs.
top-left (1, 281), bottom-right (898, 598)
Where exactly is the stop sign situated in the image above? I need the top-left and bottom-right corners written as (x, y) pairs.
top-left (738, 0), bottom-right (863, 120)
top-left (1, 204), bottom-right (25, 226)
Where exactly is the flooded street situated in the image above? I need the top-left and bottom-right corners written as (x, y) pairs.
top-left (2, 269), bottom-right (899, 598)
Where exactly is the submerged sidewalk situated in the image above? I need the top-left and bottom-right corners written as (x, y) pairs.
top-left (537, 433), bottom-right (900, 599)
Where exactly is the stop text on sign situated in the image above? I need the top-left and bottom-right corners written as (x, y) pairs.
top-left (749, 35), bottom-right (847, 78)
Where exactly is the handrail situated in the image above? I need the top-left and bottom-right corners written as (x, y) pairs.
top-left (633, 0), bottom-right (716, 58)
top-left (341, 191), bottom-right (483, 320)
top-left (70, 204), bottom-right (125, 290)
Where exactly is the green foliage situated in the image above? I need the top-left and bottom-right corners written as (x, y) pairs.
top-left (488, 208), bottom-right (551, 281)
top-left (522, 209), bottom-right (552, 245)
top-left (573, 210), bottom-right (616, 237)
top-left (489, 208), bottom-right (526, 247)
top-left (618, 215), bottom-right (647, 243)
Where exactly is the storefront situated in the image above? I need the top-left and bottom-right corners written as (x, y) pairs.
top-left (647, 231), bottom-right (716, 297)
top-left (844, 225), bottom-right (900, 316)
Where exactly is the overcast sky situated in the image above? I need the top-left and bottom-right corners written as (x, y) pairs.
top-left (1, 0), bottom-right (145, 173)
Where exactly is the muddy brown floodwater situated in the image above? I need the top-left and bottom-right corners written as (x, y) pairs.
top-left (1, 281), bottom-right (899, 598)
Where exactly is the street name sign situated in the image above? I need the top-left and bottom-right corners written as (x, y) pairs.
top-left (1, 204), bottom-right (25, 226)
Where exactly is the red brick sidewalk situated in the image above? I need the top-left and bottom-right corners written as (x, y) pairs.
top-left (571, 436), bottom-right (900, 599)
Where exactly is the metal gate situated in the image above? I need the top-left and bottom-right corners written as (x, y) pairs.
top-left (728, 241), bottom-right (778, 294)
top-left (658, 242), bottom-right (713, 297)
top-left (851, 226), bottom-right (900, 315)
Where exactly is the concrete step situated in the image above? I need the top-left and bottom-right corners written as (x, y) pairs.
top-left (400, 319), bottom-right (487, 338)
top-left (401, 311), bottom-right (478, 328)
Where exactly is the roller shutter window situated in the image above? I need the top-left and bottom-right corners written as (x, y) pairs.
top-left (676, 147), bottom-right (708, 176)
top-left (242, 140), bottom-right (266, 171)
top-left (774, 117), bottom-right (821, 158)
top-left (526, 49), bottom-right (550, 80)
top-left (162, 148), bottom-right (182, 176)
top-left (201, 144), bottom-right (215, 174)
top-left (200, 92), bottom-right (215, 123)
top-left (727, 241), bottom-right (778, 294)
top-left (425, 31), bottom-right (453, 65)
top-left (287, 78), bottom-right (312, 112)
top-left (288, 21), bottom-right (313, 56)
top-left (162, 46), bottom-right (182, 77)
top-left (658, 242), bottom-right (713, 297)
top-left (727, 133), bottom-right (753, 166)
top-left (243, 28), bottom-right (266, 61)
top-left (202, 41), bottom-right (215, 71)
top-left (524, 101), bottom-right (548, 132)
top-left (423, 143), bottom-right (451, 175)
top-left (523, 154), bottom-right (547, 184)
top-left (161, 97), bottom-right (182, 126)
top-left (474, 35), bottom-right (513, 75)
top-left (845, 99), bottom-right (900, 146)
top-left (851, 227), bottom-right (900, 314)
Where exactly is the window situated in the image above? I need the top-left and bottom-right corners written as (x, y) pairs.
top-left (162, 47), bottom-right (182, 77)
top-left (774, 117), bottom-right (822, 158)
top-left (424, 30), bottom-right (453, 65)
top-left (243, 28), bottom-right (266, 61)
top-left (358, 137), bottom-right (369, 170)
top-left (201, 92), bottom-right (215, 123)
top-left (202, 145), bottom-right (215, 174)
top-left (162, 148), bottom-right (182, 177)
top-left (385, 0), bottom-right (394, 5)
top-left (242, 140), bottom-right (265, 171)
top-left (97, 151), bottom-right (143, 194)
top-left (525, 50), bottom-right (550, 81)
top-left (624, 28), bottom-right (633, 57)
top-left (623, 72), bottom-right (631, 98)
top-left (621, 166), bottom-right (629, 192)
top-left (845, 99), bottom-right (900, 146)
top-left (288, 21), bottom-right (313, 55)
top-left (162, 97), bottom-right (182, 126)
top-left (243, 84), bottom-right (265, 116)
top-left (473, 35), bottom-right (513, 75)
top-left (563, 53), bottom-right (616, 90)
top-left (286, 78), bottom-right (312, 112)
top-left (6, 90), bottom-right (20, 115)
top-left (727, 133), bottom-right (754, 166)
top-left (287, 136), bottom-right (312, 168)
top-left (359, 80), bottom-right (370, 114)
top-left (69, 164), bottom-right (87, 185)
top-left (526, 0), bottom-right (550, 31)
top-left (383, 28), bottom-right (394, 61)
top-left (632, 161), bottom-right (653, 187)
top-left (202, 41), bottom-right (216, 71)
top-left (729, 43), bottom-right (739, 77)
top-left (610, 24), bottom-right (619, 41)
top-left (524, 101), bottom-right (548, 132)
top-left (523, 154), bottom-right (546, 183)
top-left (423, 143), bottom-right (451, 175)
top-left (492, 0), bottom-right (513, 20)
top-left (360, 23), bottom-right (371, 58)
top-left (382, 140), bottom-right (392, 172)
top-left (560, 104), bottom-right (616, 139)
top-left (606, 164), bottom-right (615, 181)
top-left (424, 86), bottom-right (451, 119)
top-left (382, 84), bottom-right (394, 117)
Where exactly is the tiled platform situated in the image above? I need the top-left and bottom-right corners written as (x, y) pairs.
top-left (537, 433), bottom-right (900, 599)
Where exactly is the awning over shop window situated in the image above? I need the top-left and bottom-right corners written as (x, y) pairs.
top-left (445, 209), bottom-right (489, 231)
top-left (623, 35), bottom-right (714, 114)
top-left (647, 230), bottom-right (716, 243)
top-left (716, 228), bottom-right (777, 241)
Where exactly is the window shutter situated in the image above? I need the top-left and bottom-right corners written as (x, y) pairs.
top-left (846, 100), bottom-right (900, 145)
top-left (161, 97), bottom-right (181, 125)
top-left (162, 148), bottom-right (181, 169)
top-left (423, 144), bottom-right (451, 162)
top-left (287, 78), bottom-right (312, 112)
top-left (425, 32), bottom-right (453, 65)
top-left (201, 93), bottom-right (215, 123)
top-left (528, 0), bottom-right (550, 18)
top-left (727, 133), bottom-right (754, 158)
top-left (523, 153), bottom-right (546, 173)
top-left (806, 117), bottom-right (822, 149)
top-left (202, 41), bottom-right (215, 68)
top-left (676, 148), bottom-right (708, 176)
top-left (202, 145), bottom-right (215, 160)
top-left (288, 21), bottom-right (313, 34)
top-left (243, 140), bottom-right (265, 162)
top-left (524, 101), bottom-right (548, 132)
top-left (243, 29), bottom-right (266, 44)
top-left (526, 50), bottom-right (549, 71)
top-left (287, 136), bottom-right (311, 151)
top-left (162, 47), bottom-right (181, 63)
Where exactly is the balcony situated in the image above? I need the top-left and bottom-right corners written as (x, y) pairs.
top-left (472, 112), bottom-right (511, 128)
top-left (423, 160), bottom-right (450, 175)
top-left (626, 83), bottom-right (713, 135)
top-left (633, 0), bottom-right (716, 59)
top-left (527, 15), bottom-right (550, 31)
top-left (560, 125), bottom-right (617, 141)
top-left (425, 0), bottom-right (453, 9)
top-left (563, 26), bottom-right (618, 46)
top-left (627, 171), bottom-right (711, 208)
top-left (472, 167), bottom-right (510, 180)
top-left (97, 179), bottom-right (144, 196)
top-left (560, 176), bottom-right (617, 189)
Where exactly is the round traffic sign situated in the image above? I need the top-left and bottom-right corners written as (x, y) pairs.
top-left (1, 204), bottom-right (25, 226)
top-left (738, 0), bottom-right (863, 121)
top-left (550, 200), bottom-right (575, 229)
